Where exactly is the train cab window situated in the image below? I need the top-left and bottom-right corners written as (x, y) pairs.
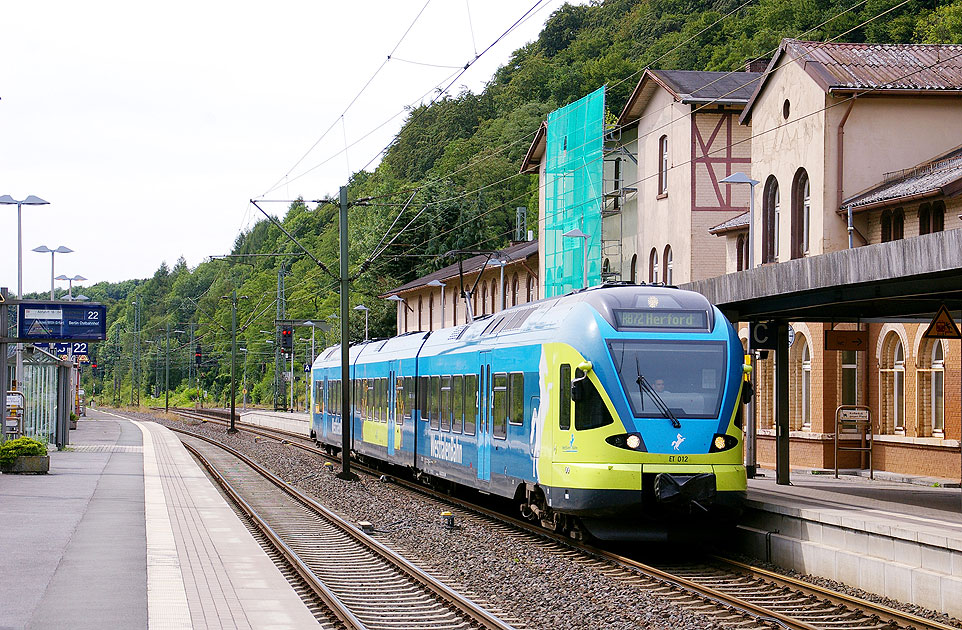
top-left (419, 376), bottom-right (429, 423)
top-left (441, 376), bottom-right (452, 431)
top-left (492, 373), bottom-right (508, 439)
top-left (429, 376), bottom-right (441, 430)
top-left (314, 381), bottom-right (322, 414)
top-left (509, 373), bottom-right (525, 425)
top-left (452, 375), bottom-right (464, 433)
top-left (574, 369), bottom-right (614, 431)
top-left (559, 365), bottom-right (571, 431)
top-left (464, 374), bottom-right (478, 435)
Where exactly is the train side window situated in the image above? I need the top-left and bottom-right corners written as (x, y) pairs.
top-left (381, 378), bottom-right (388, 423)
top-left (452, 375), bottom-right (463, 433)
top-left (559, 365), bottom-right (571, 430)
top-left (395, 377), bottom-right (404, 425)
top-left (367, 379), bottom-right (375, 421)
top-left (430, 376), bottom-right (440, 430)
top-left (492, 372), bottom-right (508, 439)
top-left (574, 369), bottom-right (614, 430)
top-left (419, 376), bottom-right (429, 422)
top-left (441, 376), bottom-right (452, 431)
top-left (464, 374), bottom-right (478, 435)
top-left (404, 376), bottom-right (415, 423)
top-left (508, 373), bottom-right (524, 425)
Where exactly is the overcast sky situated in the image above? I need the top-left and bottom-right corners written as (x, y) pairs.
top-left (1, 0), bottom-right (584, 298)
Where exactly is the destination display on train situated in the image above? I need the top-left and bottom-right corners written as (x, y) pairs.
top-left (613, 309), bottom-right (708, 330)
top-left (17, 303), bottom-right (107, 341)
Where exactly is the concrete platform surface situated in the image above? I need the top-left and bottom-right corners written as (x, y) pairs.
top-left (0, 408), bottom-right (320, 630)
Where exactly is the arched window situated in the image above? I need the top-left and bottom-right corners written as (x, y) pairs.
top-left (736, 235), bottom-right (745, 271)
top-left (881, 210), bottom-right (892, 242)
top-left (429, 295), bottom-right (435, 331)
top-left (801, 340), bottom-right (811, 429)
top-left (403, 299), bottom-right (409, 332)
top-left (791, 168), bottom-right (810, 259)
top-left (526, 275), bottom-right (533, 302)
top-left (789, 333), bottom-right (811, 431)
top-left (879, 332), bottom-right (905, 434)
top-left (480, 285), bottom-right (487, 315)
top-left (630, 254), bottom-right (637, 283)
top-left (920, 201), bottom-right (945, 235)
top-left (490, 279), bottom-right (497, 313)
top-left (648, 248), bottom-right (659, 283)
top-left (893, 208), bottom-right (905, 240)
top-left (511, 274), bottom-right (519, 307)
top-left (762, 176), bottom-right (779, 263)
top-left (664, 245), bottom-right (673, 285)
top-left (417, 296), bottom-right (423, 330)
top-left (452, 288), bottom-right (458, 326)
top-left (918, 340), bottom-right (945, 437)
top-left (658, 135), bottom-right (669, 195)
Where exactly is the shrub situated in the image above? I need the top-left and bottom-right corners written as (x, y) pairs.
top-left (0, 437), bottom-right (47, 465)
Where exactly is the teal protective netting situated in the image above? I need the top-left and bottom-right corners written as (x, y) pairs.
top-left (543, 86), bottom-right (605, 298)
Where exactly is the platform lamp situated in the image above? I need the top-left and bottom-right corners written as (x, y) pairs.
top-left (719, 171), bottom-right (760, 479)
top-left (353, 304), bottom-right (370, 341)
top-left (719, 172), bottom-right (759, 270)
top-left (562, 228), bottom-right (589, 290)
top-left (1, 194), bottom-right (50, 392)
top-left (33, 245), bottom-right (73, 300)
top-left (55, 274), bottom-right (86, 299)
top-left (426, 279), bottom-right (446, 328)
top-left (385, 295), bottom-right (408, 333)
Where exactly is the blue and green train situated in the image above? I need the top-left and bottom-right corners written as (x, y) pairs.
top-left (311, 284), bottom-right (750, 541)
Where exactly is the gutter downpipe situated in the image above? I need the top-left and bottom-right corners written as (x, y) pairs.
top-left (838, 98), bottom-right (856, 247)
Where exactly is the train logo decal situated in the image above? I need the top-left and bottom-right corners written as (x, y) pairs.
top-left (430, 434), bottom-right (463, 464)
top-left (672, 433), bottom-right (686, 451)
top-left (562, 433), bottom-right (578, 453)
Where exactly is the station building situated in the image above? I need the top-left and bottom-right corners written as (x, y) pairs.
top-left (389, 38), bottom-right (962, 480)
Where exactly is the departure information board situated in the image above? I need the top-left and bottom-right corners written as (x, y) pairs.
top-left (613, 309), bottom-right (708, 331)
top-left (18, 303), bottom-right (106, 341)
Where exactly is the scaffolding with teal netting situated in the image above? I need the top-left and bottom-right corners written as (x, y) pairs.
top-left (543, 86), bottom-right (605, 298)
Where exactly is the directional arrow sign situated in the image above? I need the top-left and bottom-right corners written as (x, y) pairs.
top-left (825, 330), bottom-right (869, 351)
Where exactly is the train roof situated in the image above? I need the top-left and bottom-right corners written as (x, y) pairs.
top-left (313, 285), bottom-right (718, 368)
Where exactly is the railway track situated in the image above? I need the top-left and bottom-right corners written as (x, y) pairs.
top-left (166, 408), bottom-right (959, 630)
top-left (174, 427), bottom-right (520, 630)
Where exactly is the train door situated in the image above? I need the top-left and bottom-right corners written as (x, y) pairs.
top-left (321, 376), bottom-right (328, 440)
top-left (387, 361), bottom-right (397, 457)
top-left (477, 351), bottom-right (492, 482)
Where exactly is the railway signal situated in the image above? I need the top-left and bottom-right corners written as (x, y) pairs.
top-left (281, 325), bottom-right (294, 353)
top-left (195, 343), bottom-right (202, 365)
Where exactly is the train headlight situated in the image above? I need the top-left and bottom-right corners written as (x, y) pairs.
top-left (708, 433), bottom-right (739, 453)
top-left (605, 433), bottom-right (645, 451)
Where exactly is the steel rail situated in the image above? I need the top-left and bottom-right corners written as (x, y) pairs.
top-left (172, 426), bottom-right (518, 630)
top-left (180, 439), bottom-right (367, 630)
top-left (168, 409), bottom-right (954, 630)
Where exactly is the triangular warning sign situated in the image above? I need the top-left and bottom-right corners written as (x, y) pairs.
top-left (923, 304), bottom-right (961, 339)
top-left (27, 319), bottom-right (55, 337)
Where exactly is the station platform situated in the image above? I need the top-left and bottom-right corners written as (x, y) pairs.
top-left (0, 408), bottom-right (320, 630)
top-left (239, 409), bottom-right (310, 435)
top-left (739, 468), bottom-right (962, 619)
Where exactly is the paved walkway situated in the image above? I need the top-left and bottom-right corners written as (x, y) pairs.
top-left (0, 409), bottom-right (320, 630)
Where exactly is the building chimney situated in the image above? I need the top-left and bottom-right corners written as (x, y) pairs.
top-left (745, 57), bottom-right (771, 73)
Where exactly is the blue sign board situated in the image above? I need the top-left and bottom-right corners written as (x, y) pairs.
top-left (18, 304), bottom-right (106, 341)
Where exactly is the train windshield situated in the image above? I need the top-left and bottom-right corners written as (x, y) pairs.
top-left (607, 340), bottom-right (727, 419)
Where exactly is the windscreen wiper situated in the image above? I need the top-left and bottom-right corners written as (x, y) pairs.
top-left (636, 360), bottom-right (681, 429)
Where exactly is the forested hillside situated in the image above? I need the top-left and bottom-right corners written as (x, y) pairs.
top-left (72, 0), bottom-right (962, 407)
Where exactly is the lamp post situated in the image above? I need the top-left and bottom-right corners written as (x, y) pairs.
top-left (719, 171), bottom-right (760, 479)
top-left (164, 325), bottom-right (185, 413)
top-left (385, 295), bottom-right (408, 332)
top-left (562, 229), bottom-right (589, 290)
top-left (353, 305), bottom-right (370, 341)
top-left (32, 245), bottom-right (73, 300)
top-left (719, 172), bottom-right (759, 270)
top-left (0, 194), bottom-right (49, 393)
top-left (55, 274), bottom-right (87, 299)
top-left (426, 280), bottom-right (446, 327)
